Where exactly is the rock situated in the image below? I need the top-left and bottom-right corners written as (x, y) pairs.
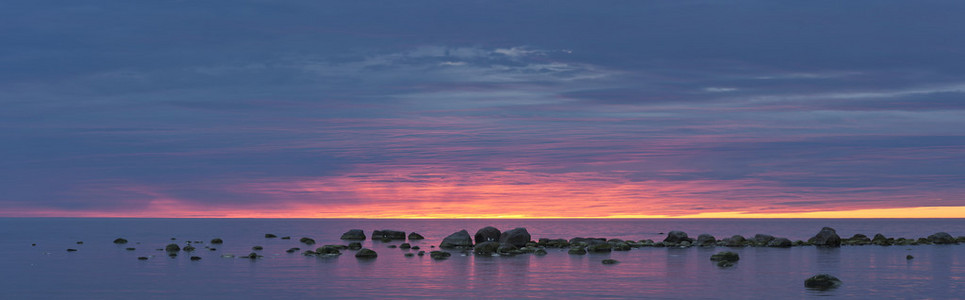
top-left (602, 259), bottom-right (619, 264)
top-left (399, 243), bottom-right (411, 249)
top-left (316, 245), bottom-right (342, 256)
top-left (539, 238), bottom-right (570, 248)
top-left (767, 238), bottom-right (792, 248)
top-left (499, 228), bottom-right (532, 248)
top-left (209, 248), bottom-right (216, 251)
top-left (429, 251), bottom-right (451, 260)
top-left (752, 234), bottom-right (775, 246)
top-left (804, 274), bottom-right (842, 290)
top-left (66, 248), bottom-right (78, 252)
top-left (281, 236), bottom-right (291, 240)
top-left (190, 256), bottom-right (202, 261)
top-left (299, 237), bottom-right (316, 245)
top-left (568, 247), bottom-right (587, 255)
top-left (587, 243), bottom-right (612, 253)
top-left (220, 254), bottom-right (235, 258)
top-left (252, 246), bottom-right (263, 251)
top-left (243, 252), bottom-right (262, 259)
top-left (125, 247), bottom-right (136, 251)
top-left (474, 241), bottom-right (500, 255)
top-left (809, 227), bottom-right (841, 247)
top-left (928, 232), bottom-right (956, 244)
top-left (168, 253), bottom-right (177, 258)
top-left (408, 232), bottom-right (425, 240)
top-left (404, 253), bottom-right (414, 257)
top-left (611, 242), bottom-right (631, 251)
top-left (340, 229), bottom-right (366, 240)
top-left (265, 234), bottom-right (277, 238)
top-left (411, 246), bottom-right (421, 250)
top-left (113, 238), bottom-right (129, 244)
top-left (137, 256), bottom-right (148, 260)
top-left (440, 230), bottom-right (473, 249)
top-left (497, 244), bottom-right (518, 255)
top-left (663, 231), bottom-right (692, 243)
top-left (696, 234), bottom-right (716, 247)
top-left (183, 245), bottom-right (196, 252)
top-left (285, 248), bottom-right (299, 253)
top-left (475, 226), bottom-right (502, 244)
top-left (372, 230), bottom-right (406, 240)
top-left (302, 250), bottom-right (317, 256)
top-left (723, 235), bottom-right (746, 247)
top-left (906, 255), bottom-right (914, 260)
top-left (165, 244), bottom-right (181, 252)
top-left (387, 245), bottom-right (397, 248)
top-left (872, 234), bottom-right (892, 246)
top-left (710, 251), bottom-right (740, 262)
top-left (348, 242), bottom-right (362, 250)
top-left (717, 260), bottom-right (734, 268)
top-left (534, 249), bottom-right (548, 255)
top-left (76, 241), bottom-right (84, 244)
top-left (355, 248), bottom-right (378, 258)
top-left (417, 251), bottom-right (425, 256)
top-left (847, 234), bottom-right (871, 245)
top-left (210, 238), bottom-right (223, 244)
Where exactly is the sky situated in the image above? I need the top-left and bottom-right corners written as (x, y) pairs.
top-left (2, 1), bottom-right (965, 218)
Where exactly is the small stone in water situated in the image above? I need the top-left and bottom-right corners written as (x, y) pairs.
top-left (190, 256), bottom-right (202, 261)
top-left (137, 256), bottom-right (149, 260)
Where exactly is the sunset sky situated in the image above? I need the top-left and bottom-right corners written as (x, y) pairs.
top-left (2, 1), bottom-right (964, 218)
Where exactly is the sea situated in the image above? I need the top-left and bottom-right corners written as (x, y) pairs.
top-left (1, 218), bottom-right (963, 299)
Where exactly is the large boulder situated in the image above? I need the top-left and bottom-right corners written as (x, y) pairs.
top-left (372, 230), bottom-right (406, 240)
top-left (809, 227), bottom-right (841, 247)
top-left (663, 231), bottom-right (692, 244)
top-left (872, 233), bottom-right (892, 246)
top-left (499, 228), bottom-right (531, 247)
top-left (723, 235), bottom-right (747, 247)
top-left (407, 232), bottom-right (425, 240)
top-left (696, 234), bottom-right (716, 247)
top-left (767, 237), bottom-right (792, 248)
top-left (752, 234), bottom-right (775, 246)
top-left (804, 274), bottom-right (842, 290)
top-left (440, 230), bottom-right (473, 249)
top-left (474, 226), bottom-right (501, 244)
top-left (340, 229), bottom-right (366, 240)
top-left (473, 241), bottom-right (500, 255)
top-left (355, 248), bottom-right (378, 258)
top-left (928, 232), bottom-right (957, 244)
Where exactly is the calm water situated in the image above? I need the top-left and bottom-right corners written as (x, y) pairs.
top-left (1, 218), bottom-right (963, 299)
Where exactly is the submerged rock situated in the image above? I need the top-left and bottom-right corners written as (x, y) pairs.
top-left (804, 274), bottom-right (842, 290)
top-left (399, 243), bottom-right (411, 249)
top-left (299, 237), bottom-right (316, 245)
top-left (417, 251), bottom-right (426, 256)
top-left (137, 256), bottom-right (149, 260)
top-left (316, 245), bottom-right (342, 256)
top-left (281, 236), bottom-right (291, 240)
top-left (906, 255), bottom-right (914, 260)
top-left (210, 238), bottom-right (223, 244)
top-left (165, 244), bottom-right (181, 252)
top-left (372, 230), bottom-right (406, 240)
top-left (242, 252), bottom-right (262, 259)
top-left (440, 230), bottom-right (473, 249)
top-left (113, 238), bottom-right (129, 244)
top-left (348, 242), bottom-right (362, 250)
top-left (125, 247), bottom-right (136, 251)
top-left (497, 244), bottom-right (519, 255)
top-left (499, 228), bottom-right (532, 248)
top-left (340, 229), bottom-right (366, 240)
top-left (710, 251), bottom-right (740, 262)
top-left (568, 247), bottom-right (587, 255)
top-left (601, 259), bottom-right (619, 264)
top-left (809, 227), bottom-right (841, 247)
top-left (190, 256), bottom-right (202, 261)
top-left (251, 246), bottom-right (263, 251)
top-left (404, 253), bottom-right (415, 257)
top-left (355, 248), bottom-right (378, 258)
top-left (429, 251), bottom-right (451, 260)
top-left (66, 248), bottom-right (78, 252)
top-left (264, 234), bottom-right (277, 238)
top-left (534, 249), bottom-right (548, 255)
top-left (717, 260), bottom-right (734, 268)
top-left (475, 226), bottom-right (501, 244)
top-left (407, 232), bottom-right (425, 240)
top-left (183, 245), bottom-right (196, 252)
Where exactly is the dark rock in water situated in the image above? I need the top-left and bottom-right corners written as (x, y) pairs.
top-left (474, 241), bottom-right (500, 255)
top-left (190, 256), bottom-right (202, 261)
top-left (252, 246), bottom-right (263, 251)
top-left (497, 244), bottom-right (518, 255)
top-left (767, 238), bottom-right (792, 248)
top-left (243, 252), bottom-right (262, 259)
top-left (299, 237), bottom-right (316, 245)
top-left (535, 249), bottom-right (548, 255)
top-left (209, 248), bottom-right (217, 251)
top-left (499, 228), bottom-right (531, 248)
top-left (417, 251), bottom-right (426, 256)
top-left (872, 234), bottom-right (892, 246)
top-left (285, 248), bottom-right (299, 253)
top-left (302, 250), bottom-right (317, 256)
top-left (710, 251), bottom-right (740, 262)
top-left (316, 245), bottom-right (342, 256)
top-left (440, 230), bottom-right (473, 249)
top-left (568, 247), bottom-right (587, 255)
top-left (429, 251), bottom-right (451, 260)
top-left (569, 237), bottom-right (606, 246)
top-left (723, 235), bottom-right (747, 247)
top-left (372, 230), bottom-right (406, 240)
top-left (663, 231), bottom-right (692, 243)
top-left (32, 243), bottom-right (36, 246)
top-left (696, 234), bottom-right (716, 247)
top-left (407, 232), bottom-right (425, 240)
top-left (380, 237), bottom-right (392, 243)
top-left (717, 260), bottom-right (734, 268)
top-left (183, 245), bottom-right (196, 252)
top-left (355, 248), bottom-right (378, 258)
top-left (113, 238), bottom-right (129, 244)
top-left (168, 253), bottom-right (177, 258)
top-left (475, 226), bottom-right (502, 244)
top-left (847, 234), bottom-right (871, 245)
top-left (906, 255), bottom-right (914, 260)
top-left (602, 259), bottom-right (619, 264)
top-left (387, 245), bottom-right (397, 248)
top-left (66, 248), bottom-right (78, 252)
top-left (340, 229), bottom-right (366, 240)
top-left (165, 244), bottom-right (181, 252)
top-left (404, 253), bottom-right (415, 257)
top-left (587, 243), bottom-right (612, 253)
top-left (411, 246), bottom-right (421, 250)
top-left (280, 236), bottom-right (291, 240)
top-left (125, 247), bottom-right (136, 251)
top-left (399, 243), bottom-right (411, 249)
top-left (752, 234), bottom-right (775, 246)
top-left (611, 242), bottom-right (631, 251)
top-left (210, 238), bottom-right (223, 244)
top-left (809, 227), bottom-right (841, 247)
top-left (137, 256), bottom-right (148, 260)
top-left (928, 232), bottom-right (956, 244)
top-left (539, 238), bottom-right (570, 248)
top-left (348, 242), bottom-right (362, 250)
top-left (804, 274), bottom-right (842, 290)
top-left (265, 234), bottom-right (277, 238)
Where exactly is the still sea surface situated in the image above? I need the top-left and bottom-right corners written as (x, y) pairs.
top-left (1, 218), bottom-right (963, 299)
